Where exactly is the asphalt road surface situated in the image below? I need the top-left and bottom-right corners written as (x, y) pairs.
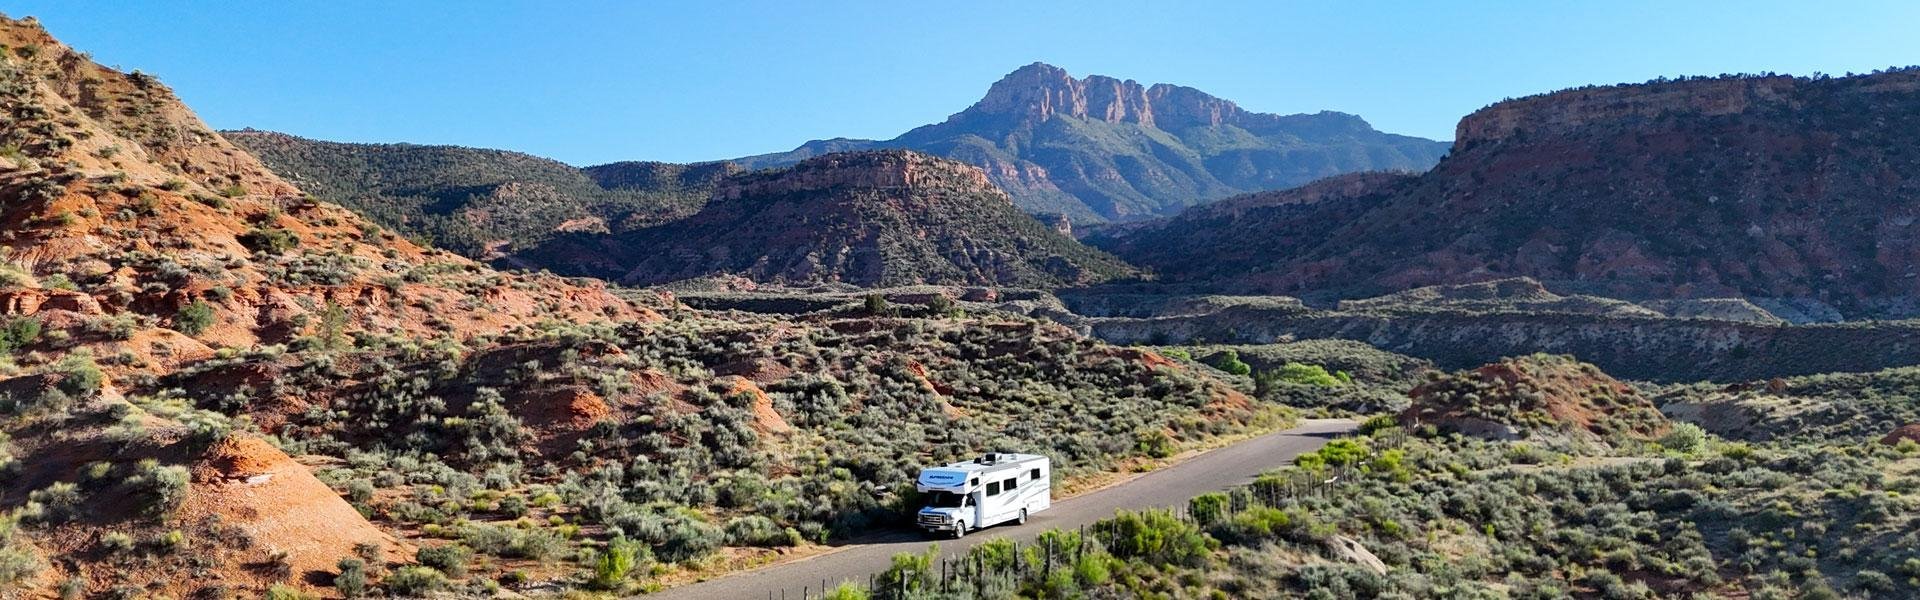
top-left (656, 418), bottom-right (1358, 600)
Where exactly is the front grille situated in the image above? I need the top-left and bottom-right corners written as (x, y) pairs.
top-left (918, 514), bottom-right (949, 526)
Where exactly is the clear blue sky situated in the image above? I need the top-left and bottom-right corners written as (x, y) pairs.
top-left (12, 1), bottom-right (1918, 165)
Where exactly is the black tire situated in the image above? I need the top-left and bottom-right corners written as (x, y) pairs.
top-left (953, 521), bottom-right (966, 538)
top-left (1017, 509), bottom-right (1028, 525)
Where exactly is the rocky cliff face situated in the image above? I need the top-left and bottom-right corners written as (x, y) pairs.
top-left (968, 62), bottom-right (1245, 129)
top-left (518, 150), bottom-right (1138, 288)
top-left (736, 63), bottom-right (1449, 222)
top-left (1093, 69), bottom-right (1920, 318)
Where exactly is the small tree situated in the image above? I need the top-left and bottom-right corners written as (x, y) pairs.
top-left (1214, 350), bottom-right (1251, 376)
top-left (318, 301), bottom-right (348, 351)
top-left (863, 293), bottom-right (890, 316)
top-left (926, 294), bottom-right (954, 316)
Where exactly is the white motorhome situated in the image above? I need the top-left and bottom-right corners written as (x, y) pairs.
top-left (915, 453), bottom-right (1051, 537)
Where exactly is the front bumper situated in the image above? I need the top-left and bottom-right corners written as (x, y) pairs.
top-left (917, 513), bottom-right (957, 530)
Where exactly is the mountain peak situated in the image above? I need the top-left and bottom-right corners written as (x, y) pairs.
top-left (971, 62), bottom-right (1166, 126)
top-left (742, 63), bottom-right (1449, 222)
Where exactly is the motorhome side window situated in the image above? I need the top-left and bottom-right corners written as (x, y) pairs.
top-left (1030, 468), bottom-right (1041, 481)
top-left (986, 482), bottom-right (1001, 496)
top-left (1003, 478), bottom-right (1017, 490)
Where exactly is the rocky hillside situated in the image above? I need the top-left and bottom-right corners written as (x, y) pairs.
top-left (521, 150), bottom-right (1140, 288)
top-left (1092, 69), bottom-right (1920, 319)
top-left (1401, 354), bottom-right (1668, 441)
top-left (227, 130), bottom-right (736, 258)
top-left (737, 63), bottom-right (1449, 222)
top-left (0, 16), bottom-right (656, 596)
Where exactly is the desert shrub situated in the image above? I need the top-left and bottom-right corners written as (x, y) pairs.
top-left (458, 523), bottom-right (563, 561)
top-left (1188, 492), bottom-right (1229, 526)
top-left (414, 544), bottom-right (471, 578)
top-left (725, 515), bottom-right (800, 547)
top-left (863, 294), bottom-right (890, 315)
top-left (1659, 422), bottom-right (1706, 453)
top-left (0, 513), bottom-right (41, 587)
top-left (589, 536), bottom-right (641, 590)
top-left (126, 459), bottom-right (189, 517)
top-left (334, 558), bottom-right (368, 598)
top-left (1210, 506), bottom-right (1322, 546)
top-left (1213, 349), bottom-right (1252, 376)
top-left (0, 317), bottom-right (41, 354)
top-left (240, 225), bottom-right (298, 254)
top-left (878, 546), bottom-right (937, 596)
top-left (53, 352), bottom-right (104, 398)
top-left (823, 582), bottom-right (870, 600)
top-left (173, 301), bottom-right (215, 335)
top-left (1358, 414), bottom-right (1399, 435)
top-left (1099, 509), bottom-right (1215, 567)
top-left (26, 482), bottom-right (82, 523)
top-left (262, 585), bottom-right (313, 600)
top-left (1135, 429), bottom-right (1176, 459)
top-left (603, 504), bottom-right (722, 563)
top-left (1260, 363), bottom-right (1349, 388)
top-left (1295, 438), bottom-right (1369, 471)
top-left (383, 566), bottom-right (446, 596)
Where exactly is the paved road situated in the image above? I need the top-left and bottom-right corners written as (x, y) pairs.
top-left (656, 419), bottom-right (1357, 599)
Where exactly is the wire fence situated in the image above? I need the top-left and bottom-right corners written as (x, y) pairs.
top-left (775, 428), bottom-right (1408, 600)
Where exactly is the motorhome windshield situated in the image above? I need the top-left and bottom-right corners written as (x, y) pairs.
top-left (924, 491), bottom-right (967, 508)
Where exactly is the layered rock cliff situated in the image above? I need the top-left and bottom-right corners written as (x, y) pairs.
top-left (1093, 68), bottom-right (1920, 318)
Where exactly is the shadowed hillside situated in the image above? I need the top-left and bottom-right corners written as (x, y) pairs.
top-left (522, 150), bottom-right (1141, 288)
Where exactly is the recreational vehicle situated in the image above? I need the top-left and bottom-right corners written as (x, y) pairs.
top-left (915, 453), bottom-right (1051, 537)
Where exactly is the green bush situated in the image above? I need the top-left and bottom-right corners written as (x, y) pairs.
top-left (823, 582), bottom-right (871, 600)
top-left (1188, 492), bottom-right (1229, 526)
top-left (1099, 509), bottom-right (1215, 567)
top-left (127, 459), bottom-right (189, 517)
top-left (1213, 349), bottom-right (1252, 376)
top-left (383, 566), bottom-right (447, 596)
top-left (0, 513), bottom-right (41, 587)
top-left (263, 585), bottom-right (314, 600)
top-left (1209, 506), bottom-right (1322, 546)
top-left (1135, 430), bottom-right (1177, 459)
top-left (1261, 363), bottom-right (1349, 387)
top-left (415, 544), bottom-right (472, 577)
top-left (589, 536), bottom-right (641, 590)
top-left (53, 352), bottom-right (104, 398)
top-left (0, 317), bottom-right (41, 354)
top-left (725, 515), bottom-right (800, 547)
top-left (1660, 422), bottom-right (1707, 453)
top-left (334, 558), bottom-right (368, 598)
top-left (174, 301), bottom-right (216, 335)
top-left (241, 225), bottom-right (299, 254)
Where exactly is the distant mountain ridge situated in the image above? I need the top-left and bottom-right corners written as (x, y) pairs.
top-left (1089, 69), bottom-right (1920, 319)
top-left (520, 150), bottom-right (1139, 288)
top-left (736, 62), bottom-right (1449, 222)
top-left (227, 130), bottom-right (737, 257)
